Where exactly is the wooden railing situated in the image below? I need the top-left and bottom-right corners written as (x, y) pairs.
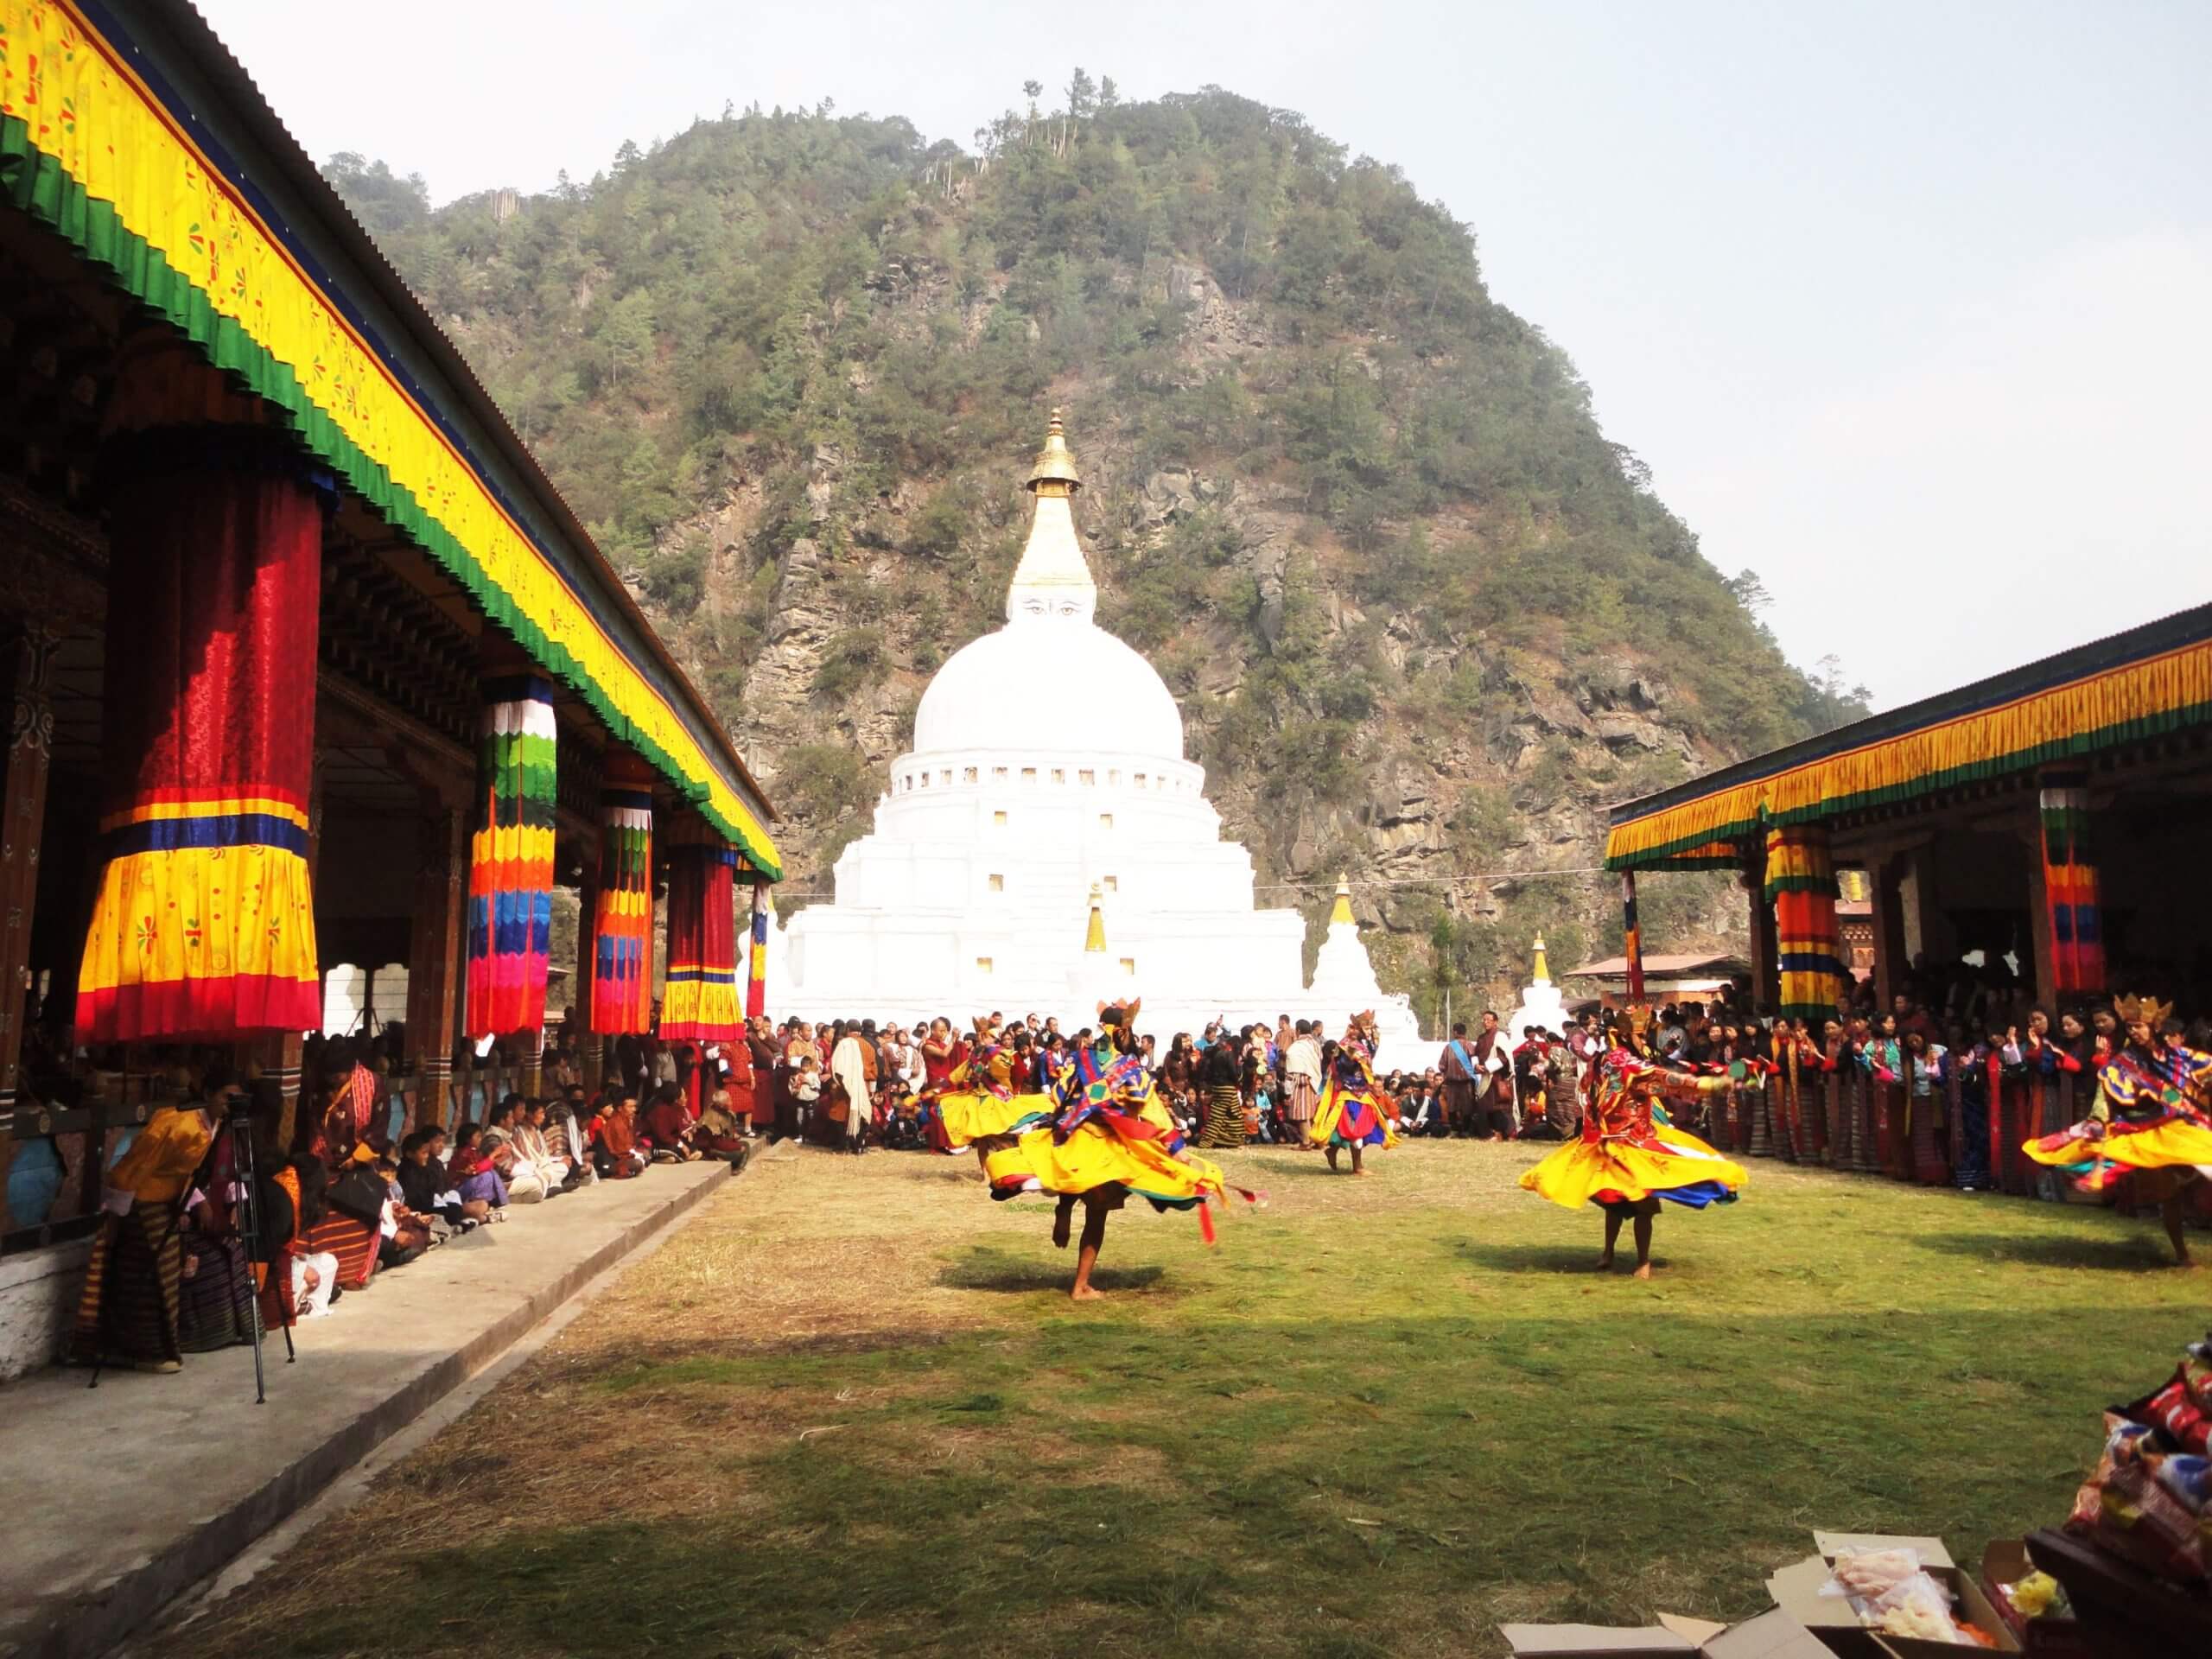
top-left (1719, 1060), bottom-right (2100, 1204)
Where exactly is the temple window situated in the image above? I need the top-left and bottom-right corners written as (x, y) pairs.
top-left (976, 957), bottom-right (994, 974)
top-left (1052, 768), bottom-right (1065, 784)
top-left (1099, 813), bottom-right (1114, 830)
top-left (1109, 770), bottom-right (1120, 785)
top-left (993, 766), bottom-right (1008, 782)
top-left (988, 874), bottom-right (1004, 892)
top-left (919, 773), bottom-right (930, 788)
top-left (993, 810), bottom-right (1008, 826)
top-left (1135, 772), bottom-right (1147, 788)
top-left (1021, 767), bottom-right (1037, 784)
top-left (940, 770), bottom-right (952, 785)
top-left (1079, 769), bottom-right (1095, 785)
top-left (963, 766), bottom-right (978, 784)
top-left (1103, 875), bottom-right (1119, 892)
top-left (1120, 958), bottom-right (1136, 976)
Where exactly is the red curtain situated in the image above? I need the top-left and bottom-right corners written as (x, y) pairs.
top-left (77, 434), bottom-right (324, 1039)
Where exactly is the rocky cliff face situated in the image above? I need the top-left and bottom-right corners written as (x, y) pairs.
top-left (335, 92), bottom-right (1849, 1017)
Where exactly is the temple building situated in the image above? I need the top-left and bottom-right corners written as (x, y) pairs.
top-left (779, 415), bottom-right (1423, 1056)
top-left (1604, 603), bottom-right (2212, 1020)
top-left (0, 0), bottom-right (779, 1376)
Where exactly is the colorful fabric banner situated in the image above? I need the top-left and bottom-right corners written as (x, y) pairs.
top-left (2038, 771), bottom-right (2105, 995)
top-left (660, 828), bottom-right (741, 1042)
top-left (588, 778), bottom-right (654, 1036)
top-left (0, 0), bottom-right (780, 879)
top-left (465, 677), bottom-right (556, 1037)
top-left (1620, 871), bottom-right (1645, 1006)
top-left (1764, 826), bottom-right (1848, 1022)
top-left (746, 880), bottom-right (770, 1018)
top-left (77, 435), bottom-right (323, 1039)
top-left (1605, 614), bottom-right (2212, 871)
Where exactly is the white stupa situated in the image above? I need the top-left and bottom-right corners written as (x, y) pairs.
top-left (1505, 934), bottom-right (1573, 1043)
top-left (777, 412), bottom-right (1425, 1052)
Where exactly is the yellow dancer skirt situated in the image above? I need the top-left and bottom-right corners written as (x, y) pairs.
top-left (935, 1091), bottom-right (1054, 1147)
top-left (1520, 1129), bottom-right (1747, 1211)
top-left (2024, 1116), bottom-right (2212, 1191)
top-left (982, 1122), bottom-right (1233, 1211)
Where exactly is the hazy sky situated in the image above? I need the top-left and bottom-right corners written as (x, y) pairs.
top-left (200, 0), bottom-right (2210, 710)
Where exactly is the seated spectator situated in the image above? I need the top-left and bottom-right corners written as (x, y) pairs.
top-left (397, 1128), bottom-right (485, 1229)
top-left (639, 1083), bottom-right (702, 1163)
top-left (377, 1153), bottom-right (435, 1267)
top-left (591, 1094), bottom-right (647, 1179)
top-left (511, 1098), bottom-right (576, 1195)
top-left (694, 1090), bottom-right (752, 1165)
top-left (444, 1123), bottom-right (512, 1216)
top-left (545, 1086), bottom-right (599, 1187)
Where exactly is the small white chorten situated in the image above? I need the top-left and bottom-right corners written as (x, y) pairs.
top-left (1505, 933), bottom-right (1572, 1043)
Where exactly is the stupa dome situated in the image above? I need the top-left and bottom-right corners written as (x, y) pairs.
top-left (913, 624), bottom-right (1184, 759)
top-left (908, 408), bottom-right (1182, 760)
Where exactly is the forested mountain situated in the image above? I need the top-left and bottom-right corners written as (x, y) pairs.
top-left (327, 79), bottom-right (1865, 1021)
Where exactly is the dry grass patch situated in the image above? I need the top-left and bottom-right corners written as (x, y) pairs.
top-left (166, 1139), bottom-right (2212, 1659)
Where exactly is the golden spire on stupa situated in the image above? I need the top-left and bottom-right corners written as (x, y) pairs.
top-left (1025, 407), bottom-right (1083, 496)
top-left (1329, 873), bottom-right (1356, 926)
top-left (1531, 933), bottom-right (1551, 984)
top-left (1084, 881), bottom-right (1107, 952)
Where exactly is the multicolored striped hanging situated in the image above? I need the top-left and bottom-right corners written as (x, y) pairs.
top-left (1764, 825), bottom-right (1848, 1022)
top-left (2038, 771), bottom-right (2104, 995)
top-left (746, 880), bottom-right (770, 1018)
top-left (76, 434), bottom-right (325, 1039)
top-left (588, 770), bottom-right (655, 1036)
top-left (1620, 871), bottom-right (1645, 1006)
top-left (465, 677), bottom-right (556, 1037)
top-left (660, 823), bottom-right (741, 1042)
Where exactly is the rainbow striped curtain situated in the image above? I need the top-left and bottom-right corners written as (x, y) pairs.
top-left (660, 825), bottom-right (742, 1041)
top-left (746, 880), bottom-right (770, 1017)
top-left (589, 774), bottom-right (655, 1035)
top-left (76, 438), bottom-right (325, 1039)
top-left (1764, 825), bottom-right (1847, 1022)
top-left (2038, 772), bottom-right (2104, 995)
top-left (465, 677), bottom-right (556, 1037)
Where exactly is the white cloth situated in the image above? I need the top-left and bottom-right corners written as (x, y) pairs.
top-left (830, 1036), bottom-right (874, 1128)
top-left (294, 1251), bottom-right (340, 1319)
top-left (1286, 1038), bottom-right (1321, 1086)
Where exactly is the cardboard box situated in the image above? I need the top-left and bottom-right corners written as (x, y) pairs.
top-left (1977, 1540), bottom-right (2097, 1658)
top-left (1502, 1610), bottom-right (1829, 1658)
top-left (1766, 1533), bottom-right (2019, 1658)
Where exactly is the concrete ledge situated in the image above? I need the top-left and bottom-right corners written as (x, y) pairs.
top-left (0, 1239), bottom-right (95, 1385)
top-left (0, 1160), bottom-right (732, 1659)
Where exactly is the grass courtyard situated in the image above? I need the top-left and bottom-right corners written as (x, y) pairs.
top-left (174, 1140), bottom-right (2209, 1658)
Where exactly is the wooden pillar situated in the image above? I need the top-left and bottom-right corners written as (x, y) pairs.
top-left (405, 801), bottom-right (466, 1133)
top-left (1742, 865), bottom-right (1777, 1012)
top-left (0, 626), bottom-right (57, 1130)
top-left (1867, 853), bottom-right (1909, 1012)
top-left (572, 840), bottom-right (601, 1094)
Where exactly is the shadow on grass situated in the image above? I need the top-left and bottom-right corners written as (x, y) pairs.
top-left (938, 1256), bottom-right (1167, 1294)
top-left (1453, 1239), bottom-right (1608, 1275)
top-left (1916, 1230), bottom-right (2183, 1270)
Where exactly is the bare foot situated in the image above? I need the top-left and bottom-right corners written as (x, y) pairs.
top-left (1631, 1263), bottom-right (1653, 1281)
top-left (1069, 1284), bottom-right (1106, 1300)
top-left (1354, 1167), bottom-right (1370, 1177)
top-left (1052, 1209), bottom-right (1072, 1249)
top-left (1595, 1253), bottom-right (1615, 1272)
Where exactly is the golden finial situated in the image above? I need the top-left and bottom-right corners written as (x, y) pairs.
top-left (1531, 933), bottom-right (1550, 983)
top-left (1329, 873), bottom-right (1355, 926)
top-left (1026, 406), bottom-right (1083, 494)
top-left (1084, 880), bottom-right (1107, 952)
